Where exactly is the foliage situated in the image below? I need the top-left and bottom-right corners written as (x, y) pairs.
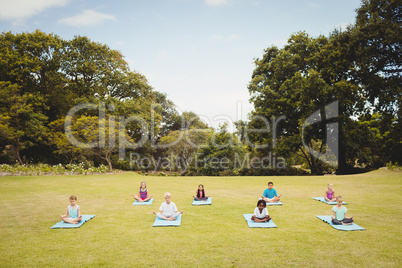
top-left (247, 0), bottom-right (401, 174)
top-left (158, 127), bottom-right (212, 173)
top-left (386, 161), bottom-right (401, 171)
top-left (189, 124), bottom-right (247, 176)
top-left (0, 31), bottom-right (165, 170)
top-left (0, 163), bottom-right (112, 176)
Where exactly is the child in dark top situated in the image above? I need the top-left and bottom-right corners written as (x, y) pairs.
top-left (193, 184), bottom-right (209, 201)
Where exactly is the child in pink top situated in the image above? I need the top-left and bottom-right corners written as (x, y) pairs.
top-left (133, 181), bottom-right (152, 202)
top-left (324, 183), bottom-right (336, 202)
top-left (193, 184), bottom-right (209, 201)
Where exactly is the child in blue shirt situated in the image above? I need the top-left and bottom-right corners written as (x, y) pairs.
top-left (60, 195), bottom-right (82, 224)
top-left (331, 196), bottom-right (353, 225)
top-left (261, 182), bottom-right (281, 203)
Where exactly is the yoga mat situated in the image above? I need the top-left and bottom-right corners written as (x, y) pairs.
top-left (192, 197), bottom-right (212, 205)
top-left (51, 215), bottom-right (95, 229)
top-left (153, 214), bottom-right (182, 227)
top-left (132, 198), bottom-right (154, 205)
top-left (243, 214), bottom-right (277, 228)
top-left (258, 198), bottom-right (282, 206)
top-left (313, 197), bottom-right (347, 205)
top-left (316, 215), bottom-right (365, 231)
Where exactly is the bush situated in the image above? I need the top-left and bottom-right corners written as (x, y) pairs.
top-left (386, 161), bottom-right (401, 171)
top-left (0, 163), bottom-right (115, 176)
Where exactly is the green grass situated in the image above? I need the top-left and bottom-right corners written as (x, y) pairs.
top-left (0, 169), bottom-right (401, 267)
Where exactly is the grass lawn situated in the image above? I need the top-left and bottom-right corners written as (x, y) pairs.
top-left (0, 169), bottom-right (401, 267)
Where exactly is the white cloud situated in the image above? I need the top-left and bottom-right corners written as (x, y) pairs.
top-left (207, 34), bottom-right (240, 44)
top-left (157, 51), bottom-right (170, 61)
top-left (307, 2), bottom-right (319, 8)
top-left (208, 34), bottom-right (224, 43)
top-left (229, 34), bottom-right (240, 40)
top-left (204, 0), bottom-right (230, 7)
top-left (0, 0), bottom-right (68, 22)
top-left (58, 10), bottom-right (115, 27)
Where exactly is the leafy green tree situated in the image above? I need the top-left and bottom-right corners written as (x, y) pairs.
top-left (0, 82), bottom-right (48, 164)
top-left (158, 128), bottom-right (212, 172)
top-left (0, 31), bottom-right (160, 166)
top-left (48, 118), bottom-right (83, 164)
top-left (248, 32), bottom-right (363, 174)
top-left (193, 124), bottom-right (246, 176)
top-left (154, 94), bottom-right (210, 137)
top-left (352, 0), bottom-right (401, 112)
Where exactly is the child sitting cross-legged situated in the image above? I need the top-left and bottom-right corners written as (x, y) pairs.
top-left (251, 199), bottom-right (271, 222)
top-left (332, 196), bottom-right (353, 225)
top-left (60, 195), bottom-right (82, 224)
top-left (153, 192), bottom-right (183, 221)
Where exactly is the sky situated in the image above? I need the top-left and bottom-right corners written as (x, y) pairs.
top-left (0, 0), bottom-right (362, 130)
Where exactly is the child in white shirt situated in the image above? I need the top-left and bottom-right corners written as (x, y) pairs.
top-left (153, 192), bottom-right (183, 221)
top-left (251, 199), bottom-right (271, 222)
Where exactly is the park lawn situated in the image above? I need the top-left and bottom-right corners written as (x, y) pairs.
top-left (0, 169), bottom-right (401, 267)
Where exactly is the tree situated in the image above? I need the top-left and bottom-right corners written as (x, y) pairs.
top-left (352, 0), bottom-right (401, 113)
top-left (0, 31), bottom-right (160, 166)
top-left (154, 92), bottom-right (210, 137)
top-left (48, 118), bottom-right (83, 164)
top-left (0, 82), bottom-right (48, 164)
top-left (193, 124), bottom-right (246, 176)
top-left (158, 128), bottom-right (211, 173)
top-left (248, 32), bottom-right (363, 174)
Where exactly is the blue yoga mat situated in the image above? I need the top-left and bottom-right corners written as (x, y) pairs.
top-left (192, 197), bottom-right (212, 205)
top-left (243, 214), bottom-right (277, 228)
top-left (153, 214), bottom-right (182, 227)
top-left (313, 197), bottom-right (347, 205)
top-left (132, 198), bottom-right (154, 205)
top-left (316, 215), bottom-right (365, 231)
top-left (51, 215), bottom-right (95, 229)
top-left (258, 198), bottom-right (282, 206)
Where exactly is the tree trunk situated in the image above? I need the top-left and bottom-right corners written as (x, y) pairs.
top-left (336, 104), bottom-right (349, 174)
top-left (14, 141), bottom-right (24, 165)
top-left (106, 155), bottom-right (113, 171)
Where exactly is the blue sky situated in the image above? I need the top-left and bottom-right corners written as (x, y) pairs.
top-left (0, 0), bottom-right (362, 130)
